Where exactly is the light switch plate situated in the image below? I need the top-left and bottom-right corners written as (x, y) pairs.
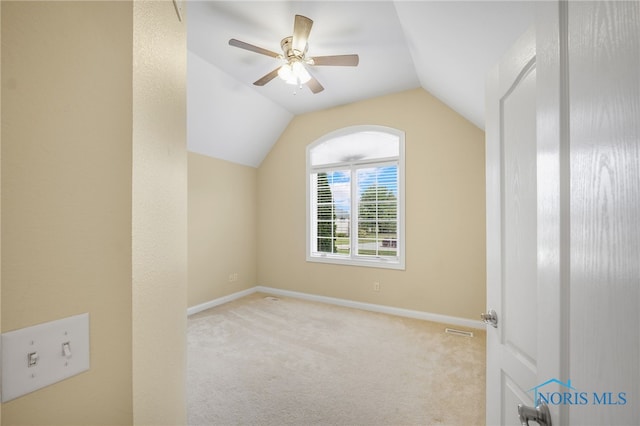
top-left (1, 313), bottom-right (90, 402)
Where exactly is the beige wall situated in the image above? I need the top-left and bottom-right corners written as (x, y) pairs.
top-left (132, 1), bottom-right (187, 424)
top-left (257, 88), bottom-right (486, 320)
top-left (1, 1), bottom-right (187, 424)
top-left (188, 153), bottom-right (257, 307)
top-left (2, 2), bottom-right (133, 423)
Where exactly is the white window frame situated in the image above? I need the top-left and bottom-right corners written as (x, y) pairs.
top-left (306, 125), bottom-right (405, 270)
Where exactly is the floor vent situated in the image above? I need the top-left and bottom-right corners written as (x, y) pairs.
top-left (264, 296), bottom-right (280, 302)
top-left (445, 328), bottom-right (473, 338)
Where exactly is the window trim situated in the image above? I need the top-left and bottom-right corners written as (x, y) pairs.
top-left (306, 125), bottom-right (405, 270)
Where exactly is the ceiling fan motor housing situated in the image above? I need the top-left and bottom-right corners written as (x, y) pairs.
top-left (280, 36), bottom-right (308, 61)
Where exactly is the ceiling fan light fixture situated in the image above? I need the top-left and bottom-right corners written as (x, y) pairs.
top-left (277, 63), bottom-right (293, 81)
top-left (292, 61), bottom-right (311, 84)
top-left (278, 60), bottom-right (311, 85)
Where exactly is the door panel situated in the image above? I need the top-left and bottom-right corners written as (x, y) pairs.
top-left (488, 2), bottom-right (639, 424)
top-left (502, 66), bottom-right (538, 369)
top-left (503, 375), bottom-right (532, 426)
top-left (485, 26), bottom-right (558, 425)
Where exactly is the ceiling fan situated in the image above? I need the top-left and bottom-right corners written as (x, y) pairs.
top-left (228, 14), bottom-right (359, 94)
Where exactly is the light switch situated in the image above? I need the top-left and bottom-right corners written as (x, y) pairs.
top-left (27, 352), bottom-right (39, 368)
top-left (62, 342), bottom-right (72, 359)
top-left (1, 313), bottom-right (90, 402)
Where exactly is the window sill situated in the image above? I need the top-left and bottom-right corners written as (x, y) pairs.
top-left (306, 254), bottom-right (405, 270)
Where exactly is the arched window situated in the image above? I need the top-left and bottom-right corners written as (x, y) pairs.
top-left (306, 126), bottom-right (405, 269)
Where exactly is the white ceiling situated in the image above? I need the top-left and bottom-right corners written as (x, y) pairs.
top-left (187, 1), bottom-right (534, 167)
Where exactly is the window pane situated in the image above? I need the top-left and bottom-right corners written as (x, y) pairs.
top-left (356, 165), bottom-right (398, 257)
top-left (313, 170), bottom-right (350, 255)
top-left (358, 238), bottom-right (397, 256)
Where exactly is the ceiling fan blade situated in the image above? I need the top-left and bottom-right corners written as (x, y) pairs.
top-left (229, 38), bottom-right (280, 58)
top-left (310, 54), bottom-right (360, 66)
top-left (292, 15), bottom-right (313, 54)
top-left (253, 68), bottom-right (281, 86)
top-left (305, 75), bottom-right (324, 94)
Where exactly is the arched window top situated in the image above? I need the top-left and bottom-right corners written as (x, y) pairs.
top-left (309, 126), bottom-right (402, 167)
top-left (306, 125), bottom-right (405, 270)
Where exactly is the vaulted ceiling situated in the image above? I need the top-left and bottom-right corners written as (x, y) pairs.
top-left (187, 1), bottom-right (534, 167)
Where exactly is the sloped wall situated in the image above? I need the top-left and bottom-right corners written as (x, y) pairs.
top-left (257, 88), bottom-right (486, 321)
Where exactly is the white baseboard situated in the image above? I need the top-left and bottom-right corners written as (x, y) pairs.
top-left (255, 286), bottom-right (484, 330)
top-left (188, 285), bottom-right (484, 330)
top-left (187, 287), bottom-right (256, 316)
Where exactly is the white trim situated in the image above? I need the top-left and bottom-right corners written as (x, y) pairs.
top-left (305, 254), bottom-right (405, 270)
top-left (186, 287), bottom-right (256, 316)
top-left (187, 286), bottom-right (484, 330)
top-left (256, 286), bottom-right (483, 330)
top-left (306, 125), bottom-right (406, 271)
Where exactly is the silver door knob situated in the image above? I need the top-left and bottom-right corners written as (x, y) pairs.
top-left (481, 309), bottom-right (498, 328)
top-left (518, 401), bottom-right (551, 426)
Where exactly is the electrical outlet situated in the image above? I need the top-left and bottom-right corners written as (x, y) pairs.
top-left (228, 273), bottom-right (239, 283)
top-left (228, 274), bottom-right (234, 282)
top-left (373, 281), bottom-right (380, 292)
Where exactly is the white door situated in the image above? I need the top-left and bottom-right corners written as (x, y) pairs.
top-left (486, 1), bottom-right (640, 425)
top-left (485, 18), bottom-right (564, 426)
top-left (565, 1), bottom-right (640, 424)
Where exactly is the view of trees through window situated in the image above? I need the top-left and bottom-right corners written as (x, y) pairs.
top-left (316, 172), bottom-right (338, 254)
top-left (314, 165), bottom-right (398, 258)
top-left (357, 166), bottom-right (398, 256)
top-left (308, 126), bottom-right (403, 268)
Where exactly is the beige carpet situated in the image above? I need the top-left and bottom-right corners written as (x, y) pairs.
top-left (187, 292), bottom-right (485, 426)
